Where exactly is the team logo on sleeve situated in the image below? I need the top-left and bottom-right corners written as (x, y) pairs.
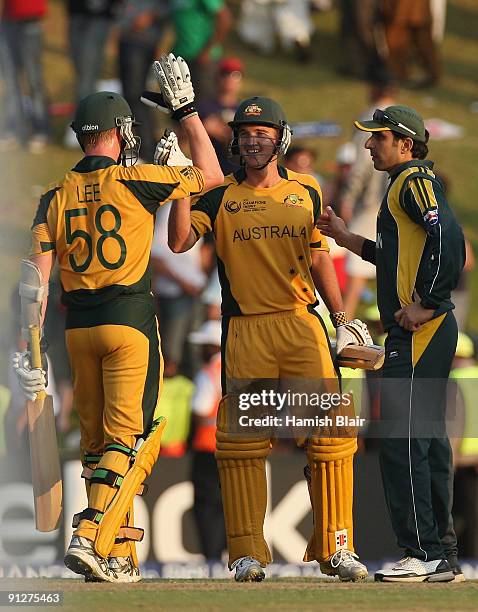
top-left (180, 167), bottom-right (195, 180)
top-left (225, 200), bottom-right (241, 214)
top-left (284, 194), bottom-right (303, 207)
top-left (423, 208), bottom-right (439, 226)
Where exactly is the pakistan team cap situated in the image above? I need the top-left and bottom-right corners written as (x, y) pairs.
top-left (229, 96), bottom-right (288, 129)
top-left (354, 105), bottom-right (427, 142)
top-left (71, 91), bottom-right (137, 135)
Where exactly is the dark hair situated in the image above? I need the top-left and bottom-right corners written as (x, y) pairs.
top-left (391, 129), bottom-right (429, 160)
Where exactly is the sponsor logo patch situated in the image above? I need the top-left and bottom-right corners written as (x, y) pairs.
top-left (225, 200), bottom-right (241, 214)
top-left (244, 104), bottom-right (262, 117)
top-left (335, 529), bottom-right (348, 550)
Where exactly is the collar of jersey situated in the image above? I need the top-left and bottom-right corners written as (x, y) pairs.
top-left (388, 159), bottom-right (434, 182)
top-left (72, 156), bottom-right (117, 173)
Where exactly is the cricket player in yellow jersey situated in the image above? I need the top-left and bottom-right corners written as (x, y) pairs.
top-left (12, 54), bottom-right (223, 583)
top-left (164, 96), bottom-right (372, 581)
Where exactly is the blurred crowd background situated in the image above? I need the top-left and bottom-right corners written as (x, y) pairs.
top-left (0, 0), bottom-right (477, 562)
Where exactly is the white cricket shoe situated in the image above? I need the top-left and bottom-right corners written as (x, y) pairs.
top-left (375, 557), bottom-right (454, 582)
top-left (108, 556), bottom-right (142, 583)
top-left (320, 550), bottom-right (368, 582)
top-left (64, 536), bottom-right (118, 582)
top-left (231, 556), bottom-right (265, 582)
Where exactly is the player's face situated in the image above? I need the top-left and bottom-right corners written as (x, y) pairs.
top-left (365, 130), bottom-right (404, 172)
top-left (237, 125), bottom-right (279, 168)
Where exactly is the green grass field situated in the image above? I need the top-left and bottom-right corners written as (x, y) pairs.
top-left (1, 579), bottom-right (478, 612)
top-left (0, 0), bottom-right (477, 373)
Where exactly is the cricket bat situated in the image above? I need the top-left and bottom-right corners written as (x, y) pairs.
top-left (27, 325), bottom-right (63, 531)
top-left (337, 344), bottom-right (385, 371)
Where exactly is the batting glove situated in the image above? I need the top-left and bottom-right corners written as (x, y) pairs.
top-left (12, 350), bottom-right (46, 401)
top-left (141, 53), bottom-right (196, 121)
top-left (154, 130), bottom-right (193, 166)
top-left (336, 319), bottom-right (373, 355)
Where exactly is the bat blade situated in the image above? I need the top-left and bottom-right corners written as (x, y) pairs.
top-left (27, 393), bottom-right (63, 531)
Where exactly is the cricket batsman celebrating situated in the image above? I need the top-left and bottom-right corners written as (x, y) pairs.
top-left (159, 96), bottom-right (372, 581)
top-left (12, 54), bottom-right (223, 582)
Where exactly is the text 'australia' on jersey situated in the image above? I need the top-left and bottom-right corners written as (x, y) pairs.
top-left (375, 160), bottom-right (465, 330)
top-left (190, 166), bottom-right (329, 316)
top-left (30, 157), bottom-right (204, 308)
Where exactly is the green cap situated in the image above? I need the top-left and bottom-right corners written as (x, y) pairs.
top-left (354, 105), bottom-right (427, 142)
top-left (71, 91), bottom-right (135, 135)
top-left (229, 96), bottom-right (288, 129)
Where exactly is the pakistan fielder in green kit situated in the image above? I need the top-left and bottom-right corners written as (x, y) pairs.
top-left (317, 105), bottom-right (466, 582)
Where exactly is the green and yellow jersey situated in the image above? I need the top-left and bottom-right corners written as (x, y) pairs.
top-left (31, 156), bottom-right (204, 309)
top-left (190, 166), bottom-right (329, 316)
top-left (361, 160), bottom-right (465, 330)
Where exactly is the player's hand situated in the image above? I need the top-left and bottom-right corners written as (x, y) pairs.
top-left (336, 319), bottom-right (373, 355)
top-left (141, 53), bottom-right (196, 121)
top-left (316, 206), bottom-right (350, 247)
top-left (154, 130), bottom-right (193, 166)
top-left (12, 350), bottom-right (46, 401)
top-left (394, 303), bottom-right (434, 332)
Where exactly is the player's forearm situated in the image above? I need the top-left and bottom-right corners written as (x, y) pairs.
top-left (180, 114), bottom-right (223, 190)
top-left (168, 198), bottom-right (197, 253)
top-left (311, 251), bottom-right (345, 314)
top-left (336, 229), bottom-right (367, 257)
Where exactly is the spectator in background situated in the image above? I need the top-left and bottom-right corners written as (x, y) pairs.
top-left (151, 201), bottom-right (211, 376)
top-left (198, 57), bottom-right (244, 175)
top-left (238, 0), bottom-right (313, 61)
top-left (338, 0), bottom-right (389, 83)
top-left (381, 0), bottom-right (440, 88)
top-left (170, 0), bottom-right (232, 99)
top-left (157, 358), bottom-right (194, 457)
top-left (189, 319), bottom-right (226, 562)
top-left (449, 333), bottom-right (478, 563)
top-left (284, 145), bottom-right (322, 183)
top-left (0, 0), bottom-right (49, 153)
top-left (117, 0), bottom-right (170, 163)
top-left (64, 0), bottom-right (119, 147)
top-left (338, 83), bottom-right (395, 318)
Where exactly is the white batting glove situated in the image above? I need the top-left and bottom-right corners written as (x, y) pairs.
top-left (141, 54), bottom-right (196, 121)
top-left (154, 130), bottom-right (193, 166)
top-left (12, 350), bottom-right (46, 401)
top-left (336, 319), bottom-right (373, 355)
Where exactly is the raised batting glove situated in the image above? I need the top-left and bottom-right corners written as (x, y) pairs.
top-left (141, 53), bottom-right (196, 121)
top-left (154, 130), bottom-right (193, 166)
top-left (12, 350), bottom-right (46, 401)
top-left (336, 319), bottom-right (373, 355)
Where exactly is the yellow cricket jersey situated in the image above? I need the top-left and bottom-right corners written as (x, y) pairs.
top-left (190, 166), bottom-right (329, 316)
top-left (31, 156), bottom-right (204, 309)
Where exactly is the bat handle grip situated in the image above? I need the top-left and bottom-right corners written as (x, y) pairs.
top-left (29, 325), bottom-right (42, 369)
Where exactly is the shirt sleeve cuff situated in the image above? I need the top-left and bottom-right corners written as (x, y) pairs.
top-left (361, 239), bottom-right (376, 264)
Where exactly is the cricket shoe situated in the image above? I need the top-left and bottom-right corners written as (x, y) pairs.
top-left (320, 550), bottom-right (368, 582)
top-left (64, 536), bottom-right (118, 582)
top-left (108, 556), bottom-right (142, 583)
top-left (446, 555), bottom-right (466, 583)
top-left (231, 556), bottom-right (265, 582)
top-left (375, 557), bottom-right (454, 582)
